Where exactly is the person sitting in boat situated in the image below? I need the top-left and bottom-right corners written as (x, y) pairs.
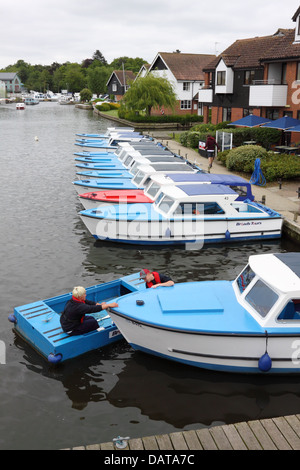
top-left (60, 286), bottom-right (118, 336)
top-left (139, 269), bottom-right (174, 289)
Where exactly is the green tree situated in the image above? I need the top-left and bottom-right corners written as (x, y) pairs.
top-left (110, 56), bottom-right (147, 73)
top-left (87, 66), bottom-right (112, 96)
top-left (80, 88), bottom-right (92, 102)
top-left (122, 74), bottom-right (177, 116)
top-left (64, 63), bottom-right (86, 92)
top-left (92, 50), bottom-right (107, 66)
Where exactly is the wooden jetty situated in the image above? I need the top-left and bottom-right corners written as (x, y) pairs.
top-left (66, 414), bottom-right (300, 450)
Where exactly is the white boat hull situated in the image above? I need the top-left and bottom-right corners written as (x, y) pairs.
top-left (108, 310), bottom-right (300, 373)
top-left (80, 212), bottom-right (283, 245)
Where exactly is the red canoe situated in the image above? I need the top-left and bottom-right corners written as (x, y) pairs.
top-left (78, 189), bottom-right (154, 209)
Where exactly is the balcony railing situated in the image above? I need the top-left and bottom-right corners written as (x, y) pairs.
top-left (249, 82), bottom-right (288, 107)
top-left (198, 86), bottom-right (213, 103)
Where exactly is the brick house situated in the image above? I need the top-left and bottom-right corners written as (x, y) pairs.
top-left (147, 52), bottom-right (216, 115)
top-left (199, 7), bottom-right (300, 143)
top-left (0, 72), bottom-right (22, 94)
top-left (106, 70), bottom-right (136, 102)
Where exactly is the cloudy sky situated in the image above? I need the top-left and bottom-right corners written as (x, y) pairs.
top-left (1, 0), bottom-right (299, 68)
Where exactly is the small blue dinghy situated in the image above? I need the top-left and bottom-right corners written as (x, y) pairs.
top-left (9, 273), bottom-right (145, 364)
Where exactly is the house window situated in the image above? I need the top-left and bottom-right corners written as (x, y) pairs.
top-left (243, 109), bottom-right (253, 117)
top-left (183, 82), bottom-right (190, 91)
top-left (217, 71), bottom-right (226, 86)
top-left (180, 100), bottom-right (191, 109)
top-left (112, 83), bottom-right (117, 92)
top-left (244, 71), bottom-right (255, 85)
top-left (222, 107), bottom-right (231, 121)
top-left (266, 109), bottom-right (279, 120)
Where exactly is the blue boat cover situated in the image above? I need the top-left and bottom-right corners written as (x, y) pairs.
top-left (177, 184), bottom-right (237, 196)
top-left (168, 173), bottom-right (248, 184)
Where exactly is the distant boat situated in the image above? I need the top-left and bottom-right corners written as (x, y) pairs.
top-left (58, 95), bottom-right (74, 105)
top-left (24, 96), bottom-right (39, 105)
top-left (16, 102), bottom-right (25, 110)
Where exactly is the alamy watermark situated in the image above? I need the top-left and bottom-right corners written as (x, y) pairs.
top-left (0, 340), bottom-right (6, 364)
top-left (291, 81), bottom-right (300, 105)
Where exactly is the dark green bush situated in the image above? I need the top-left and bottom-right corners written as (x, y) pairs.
top-left (117, 109), bottom-right (204, 124)
top-left (226, 145), bottom-right (268, 172)
top-left (96, 103), bottom-right (111, 111)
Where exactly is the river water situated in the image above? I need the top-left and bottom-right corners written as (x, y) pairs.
top-left (1, 101), bottom-right (300, 450)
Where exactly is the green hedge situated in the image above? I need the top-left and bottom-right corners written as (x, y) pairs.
top-left (95, 102), bottom-right (120, 111)
top-left (217, 145), bottom-right (300, 181)
top-left (117, 108), bottom-right (204, 124)
top-left (179, 125), bottom-right (281, 150)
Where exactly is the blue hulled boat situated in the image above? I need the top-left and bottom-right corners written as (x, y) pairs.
top-left (9, 273), bottom-right (145, 363)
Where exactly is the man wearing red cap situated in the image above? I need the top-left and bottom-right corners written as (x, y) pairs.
top-left (139, 269), bottom-right (174, 289)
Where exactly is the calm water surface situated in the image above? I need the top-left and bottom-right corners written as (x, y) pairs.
top-left (1, 101), bottom-right (300, 450)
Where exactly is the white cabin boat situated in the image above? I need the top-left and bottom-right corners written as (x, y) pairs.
top-left (107, 252), bottom-right (300, 374)
top-left (79, 183), bottom-right (282, 246)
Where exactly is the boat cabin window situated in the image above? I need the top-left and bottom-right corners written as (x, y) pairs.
top-left (147, 182), bottom-right (161, 198)
top-left (237, 265), bottom-right (255, 293)
top-left (115, 147), bottom-right (122, 156)
top-left (230, 185), bottom-right (247, 197)
top-left (132, 172), bottom-right (146, 185)
top-left (130, 163), bottom-right (140, 175)
top-left (277, 299), bottom-right (300, 321)
top-left (156, 195), bottom-right (176, 215)
top-left (173, 202), bottom-right (225, 216)
top-left (245, 279), bottom-right (279, 318)
top-left (123, 156), bottom-right (133, 166)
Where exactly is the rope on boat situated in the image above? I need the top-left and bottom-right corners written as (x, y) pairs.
top-left (249, 158), bottom-right (266, 187)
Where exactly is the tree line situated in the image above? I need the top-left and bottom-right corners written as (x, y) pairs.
top-left (1, 50), bottom-right (147, 95)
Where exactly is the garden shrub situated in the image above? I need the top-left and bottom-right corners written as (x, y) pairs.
top-left (217, 149), bottom-right (231, 166)
top-left (260, 153), bottom-right (300, 181)
top-left (226, 145), bottom-right (268, 173)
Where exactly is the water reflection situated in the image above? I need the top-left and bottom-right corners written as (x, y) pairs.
top-left (108, 351), bottom-right (300, 428)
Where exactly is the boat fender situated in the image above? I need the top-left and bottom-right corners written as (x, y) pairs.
top-left (48, 353), bottom-right (62, 364)
top-left (136, 300), bottom-right (144, 306)
top-left (258, 352), bottom-right (272, 372)
top-left (8, 314), bottom-right (17, 324)
top-left (225, 230), bottom-right (231, 239)
top-left (258, 331), bottom-right (272, 372)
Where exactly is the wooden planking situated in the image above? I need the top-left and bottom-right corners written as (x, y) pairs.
top-left (68, 415), bottom-right (300, 451)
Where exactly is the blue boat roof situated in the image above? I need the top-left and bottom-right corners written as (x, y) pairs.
top-left (167, 173), bottom-right (249, 184)
top-left (177, 184), bottom-right (237, 196)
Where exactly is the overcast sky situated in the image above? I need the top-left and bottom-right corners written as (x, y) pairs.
top-left (1, 0), bottom-right (299, 69)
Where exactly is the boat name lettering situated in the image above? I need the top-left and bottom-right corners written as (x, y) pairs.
top-left (236, 221), bottom-right (262, 226)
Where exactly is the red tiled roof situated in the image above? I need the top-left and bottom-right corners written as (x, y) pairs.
top-left (113, 70), bottom-right (136, 86)
top-left (159, 52), bottom-right (216, 80)
top-left (204, 28), bottom-right (300, 70)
